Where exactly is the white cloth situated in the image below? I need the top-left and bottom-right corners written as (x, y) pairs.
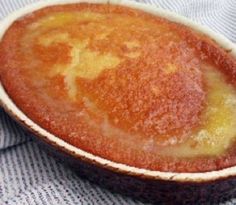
top-left (0, 0), bottom-right (236, 204)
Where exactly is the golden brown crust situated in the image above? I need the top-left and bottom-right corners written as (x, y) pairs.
top-left (1, 3), bottom-right (236, 172)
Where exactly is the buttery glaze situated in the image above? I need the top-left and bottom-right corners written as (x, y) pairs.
top-left (1, 3), bottom-right (236, 172)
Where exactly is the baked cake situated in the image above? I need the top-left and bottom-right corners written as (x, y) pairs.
top-left (1, 3), bottom-right (236, 172)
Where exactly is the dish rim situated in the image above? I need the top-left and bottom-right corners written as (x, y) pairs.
top-left (1, 0), bottom-right (236, 183)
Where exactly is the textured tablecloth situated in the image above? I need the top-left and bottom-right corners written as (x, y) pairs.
top-left (0, 0), bottom-right (236, 204)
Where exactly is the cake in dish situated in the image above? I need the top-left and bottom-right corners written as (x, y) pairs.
top-left (0, 3), bottom-right (236, 173)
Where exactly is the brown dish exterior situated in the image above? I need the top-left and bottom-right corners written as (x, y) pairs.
top-left (1, 3), bottom-right (236, 174)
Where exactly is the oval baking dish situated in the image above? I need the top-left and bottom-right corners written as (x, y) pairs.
top-left (1, 0), bottom-right (236, 204)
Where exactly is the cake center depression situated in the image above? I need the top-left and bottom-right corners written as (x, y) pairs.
top-left (26, 11), bottom-right (205, 145)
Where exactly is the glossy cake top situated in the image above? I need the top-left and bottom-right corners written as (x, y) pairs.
top-left (1, 3), bottom-right (236, 172)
